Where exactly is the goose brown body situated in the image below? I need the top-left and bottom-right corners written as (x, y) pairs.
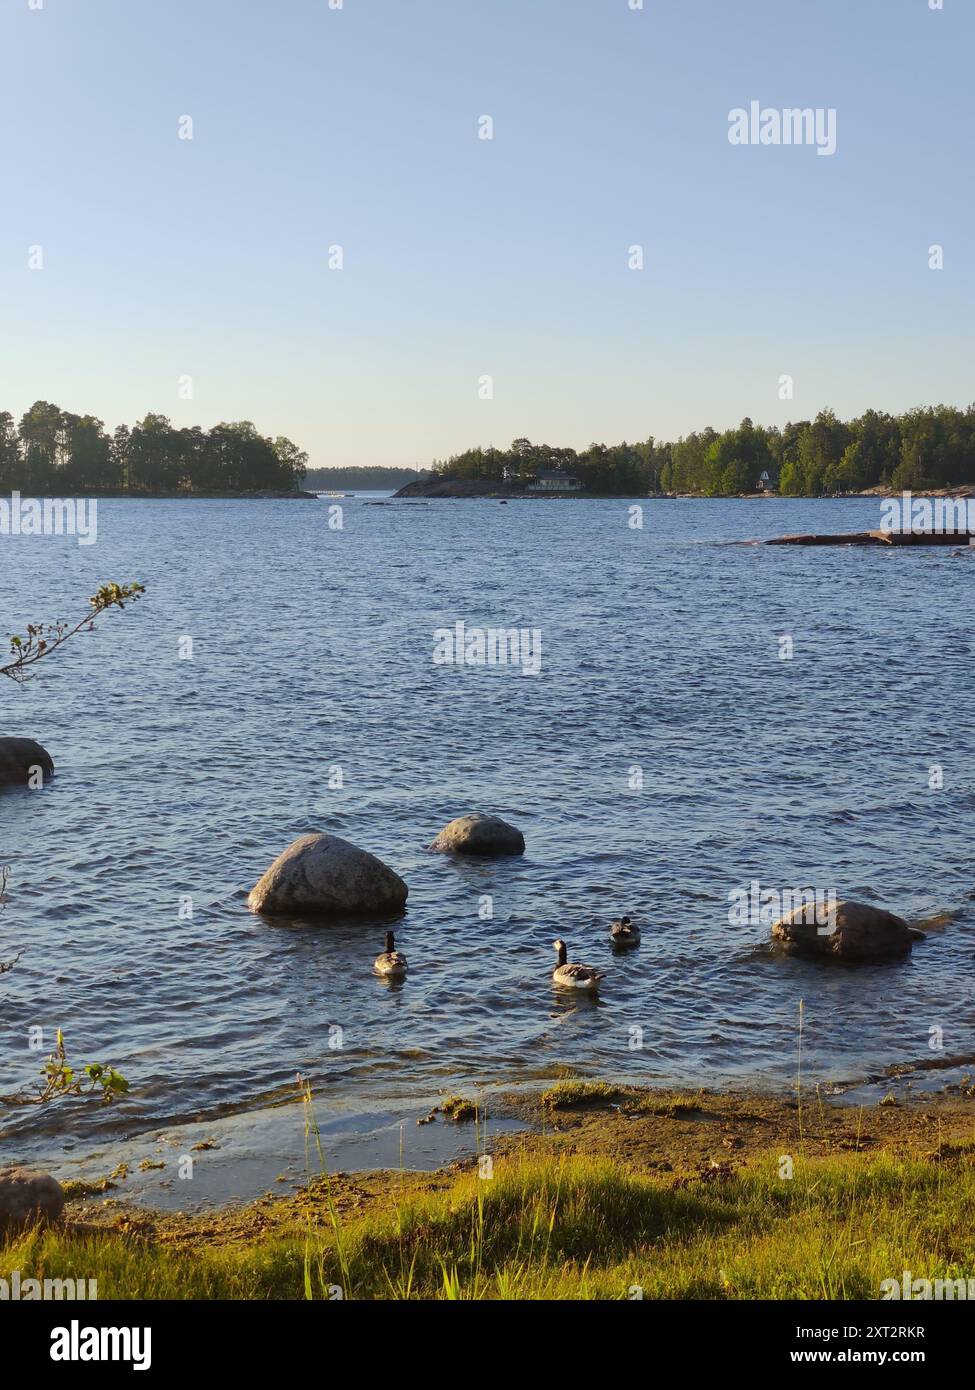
top-left (552, 938), bottom-right (605, 990)
top-left (374, 931), bottom-right (407, 977)
top-left (610, 915), bottom-right (640, 944)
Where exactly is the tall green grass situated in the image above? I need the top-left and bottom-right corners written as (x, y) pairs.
top-left (4, 1149), bottom-right (974, 1300)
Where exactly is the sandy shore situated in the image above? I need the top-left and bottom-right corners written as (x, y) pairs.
top-left (61, 1080), bottom-right (975, 1245)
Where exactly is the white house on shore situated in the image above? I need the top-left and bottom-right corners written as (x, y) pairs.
top-left (527, 467), bottom-right (582, 492)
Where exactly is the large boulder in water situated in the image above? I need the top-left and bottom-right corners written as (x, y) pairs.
top-left (0, 737), bottom-right (54, 787)
top-left (429, 813), bottom-right (525, 856)
top-left (247, 832), bottom-right (408, 917)
top-left (771, 899), bottom-right (915, 960)
top-left (0, 1167), bottom-right (65, 1234)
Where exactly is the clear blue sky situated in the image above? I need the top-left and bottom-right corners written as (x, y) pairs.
top-left (1, 0), bottom-right (971, 468)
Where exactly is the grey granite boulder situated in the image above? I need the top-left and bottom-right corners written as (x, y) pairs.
top-left (0, 1167), bottom-right (65, 1234)
top-left (429, 814), bottom-right (525, 856)
top-left (0, 738), bottom-right (54, 787)
top-left (771, 899), bottom-right (915, 960)
top-left (248, 832), bottom-right (408, 917)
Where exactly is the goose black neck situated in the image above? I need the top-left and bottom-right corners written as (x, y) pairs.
top-left (557, 942), bottom-right (567, 966)
top-left (384, 932), bottom-right (395, 953)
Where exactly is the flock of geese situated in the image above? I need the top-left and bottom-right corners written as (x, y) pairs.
top-left (372, 916), bottom-right (639, 992)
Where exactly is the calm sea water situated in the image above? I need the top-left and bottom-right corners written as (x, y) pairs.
top-left (2, 495), bottom-right (974, 1170)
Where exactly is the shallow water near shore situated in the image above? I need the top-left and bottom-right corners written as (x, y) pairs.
top-left (2, 495), bottom-right (973, 1195)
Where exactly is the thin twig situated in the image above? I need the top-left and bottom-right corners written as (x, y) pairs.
top-left (2, 582), bottom-right (145, 684)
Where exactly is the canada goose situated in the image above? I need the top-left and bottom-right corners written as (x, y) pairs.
top-left (552, 938), bottom-right (605, 991)
top-left (374, 931), bottom-right (407, 977)
top-left (610, 915), bottom-right (640, 945)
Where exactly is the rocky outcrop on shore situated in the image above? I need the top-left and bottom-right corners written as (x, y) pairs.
top-left (393, 478), bottom-right (523, 499)
top-left (771, 900), bottom-right (918, 960)
top-left (768, 530), bottom-right (975, 546)
top-left (0, 1167), bottom-right (65, 1234)
top-left (430, 814), bottom-right (525, 855)
top-left (247, 832), bottom-right (408, 917)
top-left (0, 737), bottom-right (54, 787)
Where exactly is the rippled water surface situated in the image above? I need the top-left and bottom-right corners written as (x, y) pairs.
top-left (2, 496), bottom-right (973, 1167)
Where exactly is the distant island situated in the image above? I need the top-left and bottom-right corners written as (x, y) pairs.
top-left (397, 406), bottom-right (975, 499)
top-left (0, 402), bottom-right (308, 494)
top-left (0, 407), bottom-right (439, 497)
top-left (305, 465), bottom-right (431, 492)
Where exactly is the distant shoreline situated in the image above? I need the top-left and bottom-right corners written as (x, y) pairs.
top-left (392, 478), bottom-right (975, 502)
top-left (43, 488), bottom-right (322, 501)
top-left (13, 485), bottom-right (975, 503)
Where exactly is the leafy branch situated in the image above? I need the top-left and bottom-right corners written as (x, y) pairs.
top-left (36, 1029), bottom-right (129, 1105)
top-left (1, 1029), bottom-right (129, 1107)
top-left (2, 581), bottom-right (145, 684)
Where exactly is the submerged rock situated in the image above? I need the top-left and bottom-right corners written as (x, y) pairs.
top-left (768, 530), bottom-right (975, 547)
top-left (429, 813), bottom-right (525, 855)
top-left (247, 832), bottom-right (408, 917)
top-left (771, 899), bottom-right (915, 960)
top-left (767, 531), bottom-right (886, 547)
top-left (0, 1167), bottom-right (65, 1234)
top-left (0, 737), bottom-right (54, 787)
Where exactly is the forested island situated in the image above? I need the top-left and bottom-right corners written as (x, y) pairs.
top-left (424, 405), bottom-right (975, 497)
top-left (0, 402), bottom-right (308, 493)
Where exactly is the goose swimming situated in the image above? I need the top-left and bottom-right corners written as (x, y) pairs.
top-left (610, 915), bottom-right (640, 945)
top-left (552, 938), bottom-right (605, 991)
top-left (373, 931), bottom-right (408, 977)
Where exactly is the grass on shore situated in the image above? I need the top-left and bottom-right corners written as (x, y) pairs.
top-left (5, 1146), bottom-right (975, 1300)
top-left (540, 1080), bottom-right (626, 1108)
top-left (436, 1095), bottom-right (480, 1122)
top-left (540, 1079), bottom-right (702, 1117)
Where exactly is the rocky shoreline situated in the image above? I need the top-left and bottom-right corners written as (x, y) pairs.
top-left (18, 1038), bottom-right (975, 1221)
top-left (41, 1080), bottom-right (975, 1238)
top-left (394, 479), bottom-right (975, 502)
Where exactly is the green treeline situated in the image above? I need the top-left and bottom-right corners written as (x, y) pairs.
top-left (433, 406), bottom-right (975, 495)
top-left (0, 402), bottom-right (308, 493)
